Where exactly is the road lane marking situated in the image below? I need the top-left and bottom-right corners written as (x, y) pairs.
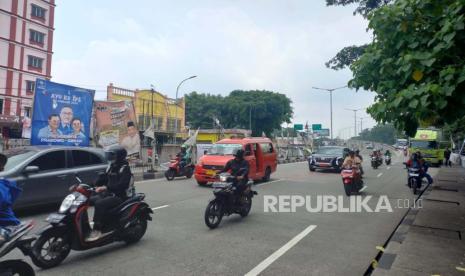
top-left (151, 205), bottom-right (169, 211)
top-left (245, 224), bottom-right (317, 276)
top-left (387, 166), bottom-right (391, 170)
top-left (255, 179), bottom-right (284, 186)
top-left (377, 173), bottom-right (383, 178)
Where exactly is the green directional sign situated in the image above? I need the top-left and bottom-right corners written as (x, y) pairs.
top-left (312, 124), bottom-right (322, 131)
top-left (294, 124), bottom-right (303, 131)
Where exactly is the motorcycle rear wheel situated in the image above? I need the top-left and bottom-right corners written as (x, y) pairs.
top-left (343, 183), bottom-right (351, 196)
top-left (0, 260), bottom-right (35, 276)
top-left (124, 216), bottom-right (148, 244)
top-left (204, 200), bottom-right (223, 229)
top-left (165, 169), bottom-right (176, 181)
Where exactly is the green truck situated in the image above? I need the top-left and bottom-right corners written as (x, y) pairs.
top-left (408, 128), bottom-right (445, 167)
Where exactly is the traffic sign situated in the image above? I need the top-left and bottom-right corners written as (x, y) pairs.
top-left (312, 124), bottom-right (322, 131)
top-left (294, 124), bottom-right (303, 131)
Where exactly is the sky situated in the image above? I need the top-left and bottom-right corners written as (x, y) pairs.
top-left (52, 0), bottom-right (377, 139)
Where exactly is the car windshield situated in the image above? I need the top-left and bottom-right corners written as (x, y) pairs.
top-left (208, 144), bottom-right (242, 155)
top-left (410, 140), bottom-right (438, 149)
top-left (3, 149), bottom-right (37, 171)
top-left (315, 147), bottom-right (342, 155)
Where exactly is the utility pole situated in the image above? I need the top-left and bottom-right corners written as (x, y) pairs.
top-left (345, 108), bottom-right (364, 137)
top-left (312, 85), bottom-right (347, 140)
top-left (175, 75), bottom-right (197, 144)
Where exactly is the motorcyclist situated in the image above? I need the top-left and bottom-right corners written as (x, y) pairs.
top-left (218, 149), bottom-right (249, 199)
top-left (87, 145), bottom-right (132, 242)
top-left (385, 150), bottom-right (391, 157)
top-left (342, 150), bottom-right (363, 184)
top-left (0, 153), bottom-right (21, 245)
top-left (406, 152), bottom-right (433, 185)
top-left (355, 149), bottom-right (364, 175)
top-left (176, 145), bottom-right (188, 172)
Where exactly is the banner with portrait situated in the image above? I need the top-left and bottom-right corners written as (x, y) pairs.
top-left (31, 79), bottom-right (94, 146)
top-left (94, 100), bottom-right (140, 158)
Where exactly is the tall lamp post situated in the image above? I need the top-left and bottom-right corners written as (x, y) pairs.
top-left (312, 85), bottom-right (347, 140)
top-left (345, 108), bottom-right (364, 138)
top-left (174, 75), bottom-right (197, 143)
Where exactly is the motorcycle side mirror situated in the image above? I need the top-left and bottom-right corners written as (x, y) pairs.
top-left (23, 166), bottom-right (39, 174)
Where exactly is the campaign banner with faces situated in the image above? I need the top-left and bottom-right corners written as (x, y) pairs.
top-left (94, 100), bottom-right (140, 158)
top-left (31, 79), bottom-right (95, 146)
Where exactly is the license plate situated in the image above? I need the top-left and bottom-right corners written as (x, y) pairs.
top-left (319, 163), bottom-right (330, 167)
top-left (205, 170), bottom-right (216, 176)
top-left (410, 173), bottom-right (419, 177)
top-left (212, 182), bottom-right (229, 188)
top-left (46, 213), bottom-right (66, 223)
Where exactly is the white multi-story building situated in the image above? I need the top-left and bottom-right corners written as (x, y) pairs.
top-left (0, 0), bottom-right (55, 138)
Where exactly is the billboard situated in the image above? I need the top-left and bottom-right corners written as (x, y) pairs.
top-left (314, 128), bottom-right (330, 137)
top-left (31, 79), bottom-right (94, 146)
top-left (94, 100), bottom-right (140, 158)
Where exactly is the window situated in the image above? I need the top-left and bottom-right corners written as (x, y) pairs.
top-left (30, 29), bottom-right (45, 45)
top-left (24, 107), bottom-right (32, 117)
top-left (260, 143), bottom-right (274, 154)
top-left (29, 151), bottom-right (66, 171)
top-left (28, 55), bottom-right (43, 69)
top-left (0, 99), bottom-right (3, 115)
top-left (167, 118), bottom-right (181, 131)
top-left (245, 144), bottom-right (252, 156)
top-left (31, 4), bottom-right (46, 19)
top-left (26, 81), bottom-right (35, 92)
top-left (71, 150), bottom-right (103, 167)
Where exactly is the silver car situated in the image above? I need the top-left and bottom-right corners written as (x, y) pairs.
top-left (1, 146), bottom-right (108, 210)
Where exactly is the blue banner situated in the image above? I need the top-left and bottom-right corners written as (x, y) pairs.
top-left (31, 79), bottom-right (95, 146)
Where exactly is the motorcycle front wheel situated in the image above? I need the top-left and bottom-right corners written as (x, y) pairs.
top-left (31, 228), bottom-right (71, 269)
top-left (204, 200), bottom-right (223, 229)
top-left (0, 260), bottom-right (35, 276)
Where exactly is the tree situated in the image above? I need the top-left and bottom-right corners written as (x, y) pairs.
top-left (356, 124), bottom-right (397, 144)
top-left (349, 0), bottom-right (465, 136)
top-left (325, 0), bottom-right (392, 70)
top-left (185, 90), bottom-right (293, 136)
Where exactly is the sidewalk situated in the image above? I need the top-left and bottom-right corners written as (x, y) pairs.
top-left (373, 166), bottom-right (465, 275)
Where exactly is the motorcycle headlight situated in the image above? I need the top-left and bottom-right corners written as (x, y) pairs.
top-left (59, 194), bottom-right (76, 213)
top-left (220, 175), bottom-right (228, 182)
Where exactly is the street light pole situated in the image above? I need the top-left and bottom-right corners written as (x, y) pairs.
top-left (312, 85), bottom-right (347, 140)
top-left (174, 75), bottom-right (197, 143)
top-left (345, 108), bottom-right (364, 137)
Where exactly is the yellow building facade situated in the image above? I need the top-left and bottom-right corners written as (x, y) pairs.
top-left (107, 83), bottom-right (186, 140)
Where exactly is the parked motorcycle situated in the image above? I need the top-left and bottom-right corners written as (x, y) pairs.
top-left (0, 221), bottom-right (36, 276)
top-left (165, 157), bottom-right (194, 181)
top-left (385, 155), bottom-right (391, 165)
top-left (204, 173), bottom-right (257, 229)
top-left (341, 168), bottom-right (366, 196)
top-left (31, 177), bottom-right (153, 269)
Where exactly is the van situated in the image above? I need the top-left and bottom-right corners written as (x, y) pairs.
top-left (194, 137), bottom-right (278, 185)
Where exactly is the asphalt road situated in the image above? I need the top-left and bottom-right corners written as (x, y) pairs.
top-left (8, 150), bottom-right (436, 276)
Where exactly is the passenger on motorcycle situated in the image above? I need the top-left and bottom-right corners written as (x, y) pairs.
top-left (0, 153), bottom-right (21, 245)
top-left (342, 150), bottom-right (363, 182)
top-left (87, 145), bottom-right (132, 242)
top-left (406, 152), bottom-right (433, 185)
top-left (355, 149), bottom-right (364, 175)
top-left (218, 149), bottom-right (249, 199)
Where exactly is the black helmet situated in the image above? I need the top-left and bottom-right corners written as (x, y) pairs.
top-left (233, 149), bottom-right (245, 159)
top-left (105, 145), bottom-right (127, 163)
top-left (355, 149), bottom-right (360, 154)
top-left (348, 150), bottom-right (355, 155)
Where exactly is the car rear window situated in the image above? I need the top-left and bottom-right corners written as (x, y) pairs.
top-left (72, 150), bottom-right (104, 167)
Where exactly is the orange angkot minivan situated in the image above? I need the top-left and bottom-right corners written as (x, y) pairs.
top-left (194, 137), bottom-right (278, 186)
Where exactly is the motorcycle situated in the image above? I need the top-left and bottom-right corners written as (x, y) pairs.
top-left (341, 167), bottom-right (366, 196)
top-left (30, 177), bottom-right (153, 269)
top-left (0, 221), bottom-right (36, 276)
top-left (204, 172), bottom-right (257, 229)
top-left (165, 156), bottom-right (195, 181)
top-left (407, 167), bottom-right (421, 195)
top-left (371, 156), bottom-right (381, 169)
top-left (385, 155), bottom-right (391, 165)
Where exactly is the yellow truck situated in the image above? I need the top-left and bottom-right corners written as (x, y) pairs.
top-left (409, 129), bottom-right (444, 167)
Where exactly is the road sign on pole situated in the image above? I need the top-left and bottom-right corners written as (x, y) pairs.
top-left (294, 124), bottom-right (303, 131)
top-left (312, 124), bottom-right (322, 131)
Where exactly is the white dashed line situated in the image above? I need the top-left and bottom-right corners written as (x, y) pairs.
top-left (387, 166), bottom-right (391, 170)
top-left (245, 225), bottom-right (317, 276)
top-left (151, 205), bottom-right (169, 211)
top-left (377, 173), bottom-right (383, 178)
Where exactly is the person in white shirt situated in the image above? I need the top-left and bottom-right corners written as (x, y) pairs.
top-left (121, 121), bottom-right (140, 157)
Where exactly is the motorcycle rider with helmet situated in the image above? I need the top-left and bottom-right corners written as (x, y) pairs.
top-left (218, 149), bottom-right (249, 200)
top-left (342, 150), bottom-right (364, 186)
top-left (355, 149), bottom-right (364, 176)
top-left (87, 145), bottom-right (132, 242)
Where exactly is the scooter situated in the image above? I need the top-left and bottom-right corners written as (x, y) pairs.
top-left (165, 157), bottom-right (195, 181)
top-left (31, 177), bottom-right (153, 269)
top-left (407, 167), bottom-right (421, 195)
top-left (204, 173), bottom-right (257, 229)
top-left (385, 155), bottom-right (391, 165)
top-left (0, 221), bottom-right (36, 276)
top-left (341, 167), bottom-right (366, 196)
top-left (371, 156), bottom-right (381, 169)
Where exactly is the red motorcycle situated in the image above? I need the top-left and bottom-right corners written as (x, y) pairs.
top-left (30, 178), bottom-right (153, 269)
top-left (341, 167), bottom-right (366, 196)
top-left (165, 156), bottom-right (195, 181)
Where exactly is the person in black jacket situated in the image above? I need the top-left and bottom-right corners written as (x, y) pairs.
top-left (87, 145), bottom-right (132, 242)
top-left (219, 149), bottom-right (249, 197)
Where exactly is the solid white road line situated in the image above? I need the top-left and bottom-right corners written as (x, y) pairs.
top-left (255, 179), bottom-right (284, 186)
top-left (151, 205), bottom-right (169, 211)
top-left (245, 224), bottom-right (317, 276)
top-left (377, 173), bottom-right (383, 178)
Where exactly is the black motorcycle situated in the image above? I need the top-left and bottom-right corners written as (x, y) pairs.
top-left (371, 156), bottom-right (381, 169)
top-left (0, 221), bottom-right (36, 276)
top-left (204, 173), bottom-right (257, 229)
top-left (407, 167), bottom-right (421, 195)
top-left (31, 177), bottom-right (153, 269)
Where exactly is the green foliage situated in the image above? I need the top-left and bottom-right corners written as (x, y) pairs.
top-left (326, 0), bottom-right (393, 17)
top-left (356, 124), bottom-right (397, 144)
top-left (185, 90), bottom-right (293, 137)
top-left (349, 0), bottom-right (465, 136)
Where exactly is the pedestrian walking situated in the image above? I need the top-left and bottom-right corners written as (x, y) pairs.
top-left (444, 147), bottom-right (452, 167)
